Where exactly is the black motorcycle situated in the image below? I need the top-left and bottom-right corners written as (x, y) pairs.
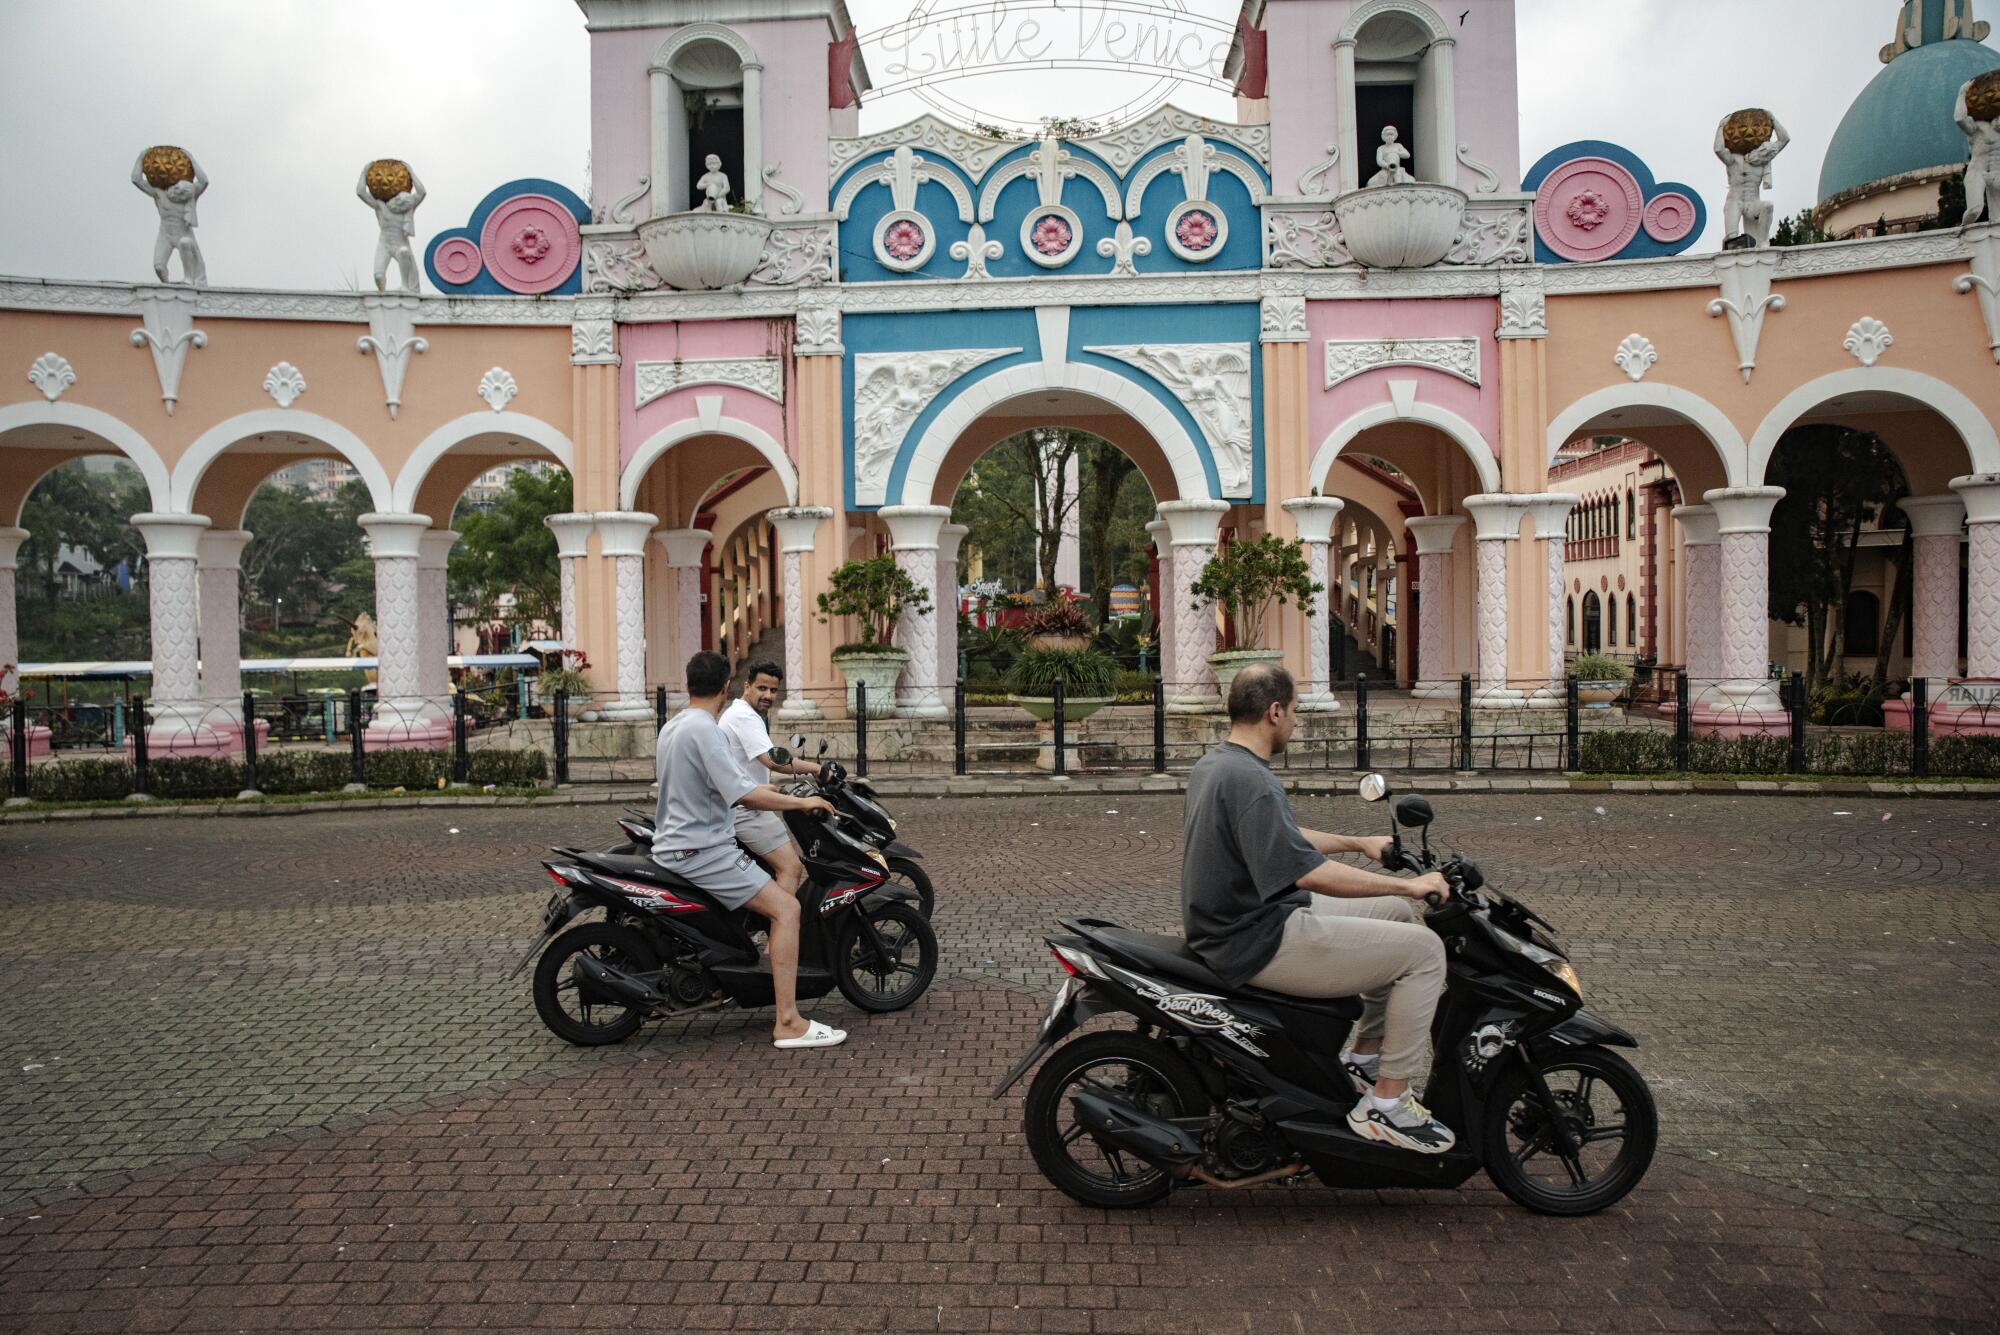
top-left (517, 801), bottom-right (939, 1046)
top-left (996, 775), bottom-right (1656, 1216)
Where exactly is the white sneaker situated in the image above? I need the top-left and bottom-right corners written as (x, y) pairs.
top-left (1348, 1091), bottom-right (1456, 1154)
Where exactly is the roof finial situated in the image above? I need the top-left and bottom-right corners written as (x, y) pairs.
top-left (1883, 0), bottom-right (1991, 64)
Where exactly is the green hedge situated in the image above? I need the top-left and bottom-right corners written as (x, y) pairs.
top-left (362, 748), bottom-right (452, 789)
top-left (1576, 728), bottom-right (2000, 778)
top-left (255, 750), bottom-right (354, 795)
top-left (18, 746), bottom-right (551, 803)
top-left (28, 758), bottom-right (135, 802)
top-left (466, 748), bottom-right (548, 787)
top-left (148, 756), bottom-right (244, 799)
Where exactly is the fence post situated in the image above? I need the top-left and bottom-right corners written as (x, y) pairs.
top-left (1565, 675), bottom-right (1581, 772)
top-left (655, 684), bottom-right (667, 733)
top-left (132, 696), bottom-right (149, 796)
top-left (1674, 671), bottom-right (1691, 772)
top-left (953, 680), bottom-right (967, 776)
top-left (552, 691), bottom-right (570, 785)
top-left (1787, 674), bottom-right (1807, 774)
top-left (855, 681), bottom-right (869, 778)
top-left (349, 688), bottom-right (365, 784)
top-left (1052, 679), bottom-right (1067, 779)
top-left (1912, 676), bottom-right (1931, 780)
top-left (452, 689), bottom-right (469, 783)
top-left (241, 691), bottom-right (259, 792)
top-left (1354, 673), bottom-right (1370, 771)
top-left (517, 676), bottom-right (529, 721)
top-left (1152, 675), bottom-right (1166, 774)
top-left (1458, 673), bottom-right (1474, 771)
top-left (10, 698), bottom-right (26, 798)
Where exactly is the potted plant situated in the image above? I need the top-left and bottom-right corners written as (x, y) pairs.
top-left (536, 649), bottom-right (595, 717)
top-left (1021, 591), bottom-right (1094, 652)
top-left (1569, 653), bottom-right (1633, 708)
top-left (1004, 644), bottom-right (1118, 770)
top-left (817, 555), bottom-right (931, 718)
top-left (1191, 535), bottom-right (1323, 697)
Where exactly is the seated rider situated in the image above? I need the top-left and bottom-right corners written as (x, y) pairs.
top-left (718, 659), bottom-right (823, 900)
top-left (1181, 662), bottom-right (1457, 1153)
top-left (654, 650), bottom-right (844, 1050)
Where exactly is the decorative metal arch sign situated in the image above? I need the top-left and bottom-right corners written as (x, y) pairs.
top-left (856, 0), bottom-right (1239, 136)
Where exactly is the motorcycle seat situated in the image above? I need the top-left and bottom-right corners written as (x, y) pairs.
top-left (1091, 926), bottom-right (1363, 1021)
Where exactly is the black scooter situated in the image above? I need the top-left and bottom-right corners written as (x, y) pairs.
top-left (996, 775), bottom-right (1657, 1216)
top-left (517, 800), bottom-right (939, 1046)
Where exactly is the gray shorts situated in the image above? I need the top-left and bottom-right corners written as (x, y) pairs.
top-left (651, 843), bottom-right (770, 911)
top-left (732, 806), bottom-right (793, 856)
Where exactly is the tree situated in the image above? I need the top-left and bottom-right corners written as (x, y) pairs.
top-left (241, 477), bottom-right (370, 624)
top-left (448, 466), bottom-right (571, 632)
top-left (1765, 426), bottom-right (1907, 692)
top-left (951, 427), bottom-right (1086, 593)
top-left (18, 460), bottom-right (146, 615)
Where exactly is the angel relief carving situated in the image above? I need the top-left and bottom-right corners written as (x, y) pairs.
top-left (851, 348), bottom-right (1018, 506)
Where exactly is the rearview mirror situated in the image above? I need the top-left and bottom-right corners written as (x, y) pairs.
top-left (770, 747), bottom-right (792, 765)
top-left (790, 734), bottom-right (807, 750)
top-left (1393, 795), bottom-right (1435, 829)
top-left (817, 739), bottom-right (829, 757)
top-left (1358, 773), bottom-right (1389, 802)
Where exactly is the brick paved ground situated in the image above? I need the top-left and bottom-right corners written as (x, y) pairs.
top-left (2, 793), bottom-right (1997, 1332)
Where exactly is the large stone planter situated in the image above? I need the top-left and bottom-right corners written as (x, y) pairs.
top-left (1332, 183), bottom-right (1468, 269)
top-left (1209, 648), bottom-right (1284, 700)
top-left (1006, 693), bottom-right (1113, 724)
top-left (637, 211), bottom-right (773, 290)
top-left (1577, 680), bottom-right (1625, 710)
top-left (834, 649), bottom-right (907, 719)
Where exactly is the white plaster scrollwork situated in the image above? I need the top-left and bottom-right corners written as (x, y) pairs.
top-left (1095, 221), bottom-right (1152, 277)
top-left (634, 356), bottom-right (784, 408)
top-left (1325, 338), bottom-right (1480, 388)
top-left (1457, 144), bottom-right (1503, 194)
top-left (760, 163), bottom-right (804, 216)
top-left (1498, 273), bottom-right (1547, 339)
top-left (834, 144), bottom-right (976, 223)
top-left (1088, 343), bottom-right (1254, 498)
top-left (582, 231), bottom-right (666, 294)
top-left (1298, 145), bottom-right (1340, 197)
top-left (603, 177), bottom-right (650, 226)
top-left (794, 302), bottom-right (843, 356)
top-left (830, 113), bottom-right (1021, 180)
top-left (262, 361), bottom-right (306, 408)
top-left (1121, 131), bottom-right (1264, 217)
top-left (1708, 250), bottom-right (1786, 383)
top-left (1073, 106), bottom-right (1269, 174)
top-left (853, 349), bottom-right (1018, 505)
top-left (477, 367), bottom-right (518, 412)
top-left (1444, 200), bottom-right (1533, 265)
top-left (27, 352), bottom-right (74, 402)
top-left (1953, 222), bottom-right (2000, 363)
top-left (1614, 333), bottom-right (1659, 382)
top-left (1260, 296), bottom-right (1308, 343)
top-left (1843, 316), bottom-right (1893, 367)
top-left (952, 223), bottom-right (1005, 280)
top-left (129, 288), bottom-right (205, 415)
top-left (571, 318), bottom-right (617, 366)
top-left (748, 221), bottom-right (835, 286)
top-left (1265, 208), bottom-right (1351, 269)
top-left (356, 295), bottom-right (427, 419)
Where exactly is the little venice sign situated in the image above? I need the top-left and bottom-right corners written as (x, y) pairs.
top-left (858, 0), bottom-right (1241, 135)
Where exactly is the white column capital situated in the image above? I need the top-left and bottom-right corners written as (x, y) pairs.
top-left (1145, 518), bottom-right (1172, 556)
top-left (939, 522), bottom-right (971, 564)
top-left (1703, 486), bottom-right (1786, 536)
top-left (1405, 515), bottom-right (1467, 556)
top-left (132, 512), bottom-right (213, 561)
top-left (1158, 498), bottom-right (1231, 546)
top-left (765, 505), bottom-right (833, 554)
top-left (593, 510), bottom-right (659, 558)
top-left (1520, 493), bottom-right (1580, 540)
top-left (1951, 473), bottom-right (2000, 524)
top-left (1462, 494), bottom-right (1529, 541)
top-left (196, 528), bottom-right (254, 571)
top-left (1900, 494), bottom-right (1968, 539)
top-left (358, 512), bottom-right (433, 561)
top-left (1671, 504), bottom-right (1720, 546)
top-left (544, 512), bottom-right (596, 560)
top-left (652, 526), bottom-right (711, 567)
top-left (0, 526), bottom-right (31, 569)
top-left (1281, 496), bottom-right (1345, 544)
top-left (417, 528), bottom-right (461, 571)
top-left (879, 504), bottom-right (954, 551)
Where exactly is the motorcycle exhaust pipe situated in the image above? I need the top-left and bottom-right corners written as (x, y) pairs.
top-left (571, 954), bottom-right (667, 1010)
top-left (1068, 1090), bottom-right (1204, 1165)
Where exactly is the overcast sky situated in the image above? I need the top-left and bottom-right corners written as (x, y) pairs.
top-left (0, 1), bottom-right (1910, 288)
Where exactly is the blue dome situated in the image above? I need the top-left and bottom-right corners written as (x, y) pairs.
top-left (1819, 37), bottom-right (2000, 202)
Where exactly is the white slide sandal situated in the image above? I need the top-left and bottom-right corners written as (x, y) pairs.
top-left (773, 1019), bottom-right (848, 1050)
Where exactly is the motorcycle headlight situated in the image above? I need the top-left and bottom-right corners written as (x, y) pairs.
top-left (889, 817), bottom-right (898, 831)
top-left (865, 848), bottom-right (888, 870)
top-left (1549, 959), bottom-right (1584, 999)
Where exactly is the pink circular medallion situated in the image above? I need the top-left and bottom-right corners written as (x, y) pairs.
top-left (479, 194), bottom-right (580, 294)
top-left (1643, 191), bottom-right (1698, 244)
top-left (1533, 158), bottom-right (1643, 262)
top-left (1031, 214), bottom-right (1073, 256)
top-left (1175, 208), bottom-right (1219, 252)
top-left (432, 236), bottom-right (483, 286)
top-left (884, 218), bottom-right (926, 261)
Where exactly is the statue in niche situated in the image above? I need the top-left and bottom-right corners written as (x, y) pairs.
top-left (1957, 73), bottom-right (2000, 227)
top-left (1367, 126), bottom-right (1414, 187)
top-left (356, 160), bottom-right (426, 292)
top-left (1714, 109), bottom-right (1790, 247)
top-left (131, 146), bottom-right (209, 284)
top-left (696, 154), bottom-right (732, 212)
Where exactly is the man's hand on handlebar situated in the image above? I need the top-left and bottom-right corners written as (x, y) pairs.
top-left (1353, 834), bottom-right (1396, 866)
top-left (797, 795), bottom-right (835, 817)
top-left (1406, 871), bottom-right (1451, 906)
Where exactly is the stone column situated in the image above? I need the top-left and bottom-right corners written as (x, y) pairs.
top-left (1333, 37), bottom-right (1360, 194)
top-left (741, 61), bottom-right (764, 213)
top-left (0, 527), bottom-right (24, 702)
top-left (1405, 516), bottom-right (1466, 699)
top-left (1900, 495), bottom-right (1968, 700)
top-left (879, 505), bottom-right (953, 720)
top-left (938, 522), bottom-right (970, 691)
top-left (196, 529), bottom-right (253, 740)
top-left (1462, 496), bottom-right (1528, 705)
top-left (1673, 505), bottom-right (1721, 684)
top-left (1525, 494), bottom-right (1580, 706)
top-left (359, 512), bottom-right (449, 747)
top-left (766, 507), bottom-right (833, 721)
top-left (1159, 499), bottom-right (1231, 712)
top-left (417, 528), bottom-right (459, 702)
top-left (1145, 519), bottom-right (1175, 686)
top-left (1281, 497), bottom-right (1344, 710)
top-left (652, 526), bottom-right (711, 708)
top-left (132, 513), bottom-right (225, 753)
top-left (1704, 487), bottom-right (1786, 716)
top-left (543, 513), bottom-right (595, 654)
top-left (1951, 474), bottom-right (2000, 681)
top-left (593, 511), bottom-right (658, 721)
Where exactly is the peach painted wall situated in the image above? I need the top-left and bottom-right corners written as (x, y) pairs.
top-left (618, 318), bottom-right (796, 475)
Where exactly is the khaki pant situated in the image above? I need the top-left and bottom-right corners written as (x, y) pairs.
top-left (1244, 895), bottom-right (1445, 1082)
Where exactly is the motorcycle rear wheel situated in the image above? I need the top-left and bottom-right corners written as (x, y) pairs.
top-left (1480, 1045), bottom-right (1657, 1215)
top-left (532, 921), bottom-right (661, 1046)
top-left (833, 902), bottom-right (938, 1012)
top-left (887, 857), bottom-right (935, 918)
top-left (1023, 1032), bottom-right (1210, 1209)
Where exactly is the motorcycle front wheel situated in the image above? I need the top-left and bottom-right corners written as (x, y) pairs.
top-left (532, 921), bottom-right (661, 1046)
top-left (887, 857), bottom-right (935, 918)
top-left (1480, 1045), bottom-right (1657, 1215)
top-left (833, 902), bottom-right (938, 1012)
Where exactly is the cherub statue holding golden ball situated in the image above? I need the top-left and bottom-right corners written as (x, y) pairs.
top-left (1957, 73), bottom-right (2000, 229)
top-left (356, 159), bottom-right (427, 292)
top-left (1713, 109), bottom-right (1789, 247)
top-left (131, 146), bottom-right (209, 284)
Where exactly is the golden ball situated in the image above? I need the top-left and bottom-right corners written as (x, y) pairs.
top-left (1968, 71), bottom-right (2000, 123)
top-left (141, 145), bottom-right (193, 190)
top-left (365, 158), bottom-right (413, 202)
top-left (1722, 108), bottom-right (1775, 156)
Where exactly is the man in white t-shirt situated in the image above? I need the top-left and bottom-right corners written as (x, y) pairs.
top-left (719, 660), bottom-right (822, 897)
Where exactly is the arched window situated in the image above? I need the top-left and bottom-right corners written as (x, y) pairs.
top-left (1337, 2), bottom-right (1458, 192)
top-left (1844, 590), bottom-right (1881, 657)
top-left (1566, 596), bottom-right (1575, 646)
top-left (1626, 593), bottom-right (1637, 646)
top-left (1626, 488), bottom-right (1637, 540)
top-left (1582, 591), bottom-right (1602, 653)
top-left (1606, 594), bottom-right (1618, 647)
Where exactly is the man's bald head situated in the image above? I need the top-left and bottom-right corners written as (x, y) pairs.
top-left (1226, 661), bottom-right (1296, 724)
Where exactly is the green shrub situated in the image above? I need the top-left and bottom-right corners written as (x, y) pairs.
top-left (28, 758), bottom-right (135, 802)
top-left (1687, 733), bottom-right (1788, 774)
top-left (148, 756), bottom-right (246, 799)
top-left (255, 750), bottom-right (354, 795)
top-left (364, 747), bottom-right (450, 789)
top-left (1569, 653), bottom-right (1634, 684)
top-left (1005, 646), bottom-right (1118, 698)
top-left (1576, 730), bottom-right (1673, 774)
top-left (1933, 735), bottom-right (2000, 779)
top-left (1115, 670), bottom-right (1160, 703)
top-left (1807, 730), bottom-right (1910, 776)
top-left (467, 748), bottom-right (549, 787)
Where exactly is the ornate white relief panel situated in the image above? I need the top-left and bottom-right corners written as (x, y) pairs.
top-left (571, 318), bottom-right (617, 365)
top-left (130, 287), bottom-right (205, 415)
top-left (851, 348), bottom-right (1019, 506)
top-left (1613, 333), bottom-right (1659, 382)
top-left (1087, 343), bottom-right (1254, 498)
top-left (1324, 338), bottom-right (1480, 389)
top-left (356, 294), bottom-right (427, 418)
top-left (634, 357), bottom-right (784, 409)
top-left (27, 352), bottom-right (74, 401)
top-left (1260, 296), bottom-right (1308, 343)
top-left (262, 361), bottom-right (306, 408)
top-left (477, 367), bottom-right (518, 412)
top-left (1842, 316), bottom-right (1893, 367)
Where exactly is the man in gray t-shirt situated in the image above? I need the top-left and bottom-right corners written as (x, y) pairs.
top-left (652, 651), bottom-right (845, 1050)
top-left (1181, 662), bottom-right (1457, 1155)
